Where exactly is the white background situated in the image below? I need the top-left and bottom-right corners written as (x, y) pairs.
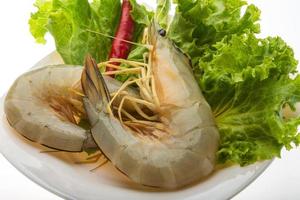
top-left (1, 0), bottom-right (300, 199)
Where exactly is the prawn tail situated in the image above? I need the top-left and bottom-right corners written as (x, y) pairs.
top-left (81, 55), bottom-right (111, 125)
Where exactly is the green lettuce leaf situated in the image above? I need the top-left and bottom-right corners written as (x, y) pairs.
top-left (115, 46), bottom-right (148, 82)
top-left (129, 0), bottom-right (154, 42)
top-left (29, 0), bottom-right (52, 44)
top-left (29, 0), bottom-right (121, 65)
top-left (156, 0), bottom-right (171, 29)
top-left (198, 34), bottom-right (300, 165)
top-left (129, 0), bottom-right (153, 26)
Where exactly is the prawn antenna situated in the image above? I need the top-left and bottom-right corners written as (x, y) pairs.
top-left (84, 29), bottom-right (152, 49)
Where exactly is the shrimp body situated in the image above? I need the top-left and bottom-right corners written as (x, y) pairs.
top-left (4, 65), bottom-right (139, 152)
top-left (82, 22), bottom-right (219, 189)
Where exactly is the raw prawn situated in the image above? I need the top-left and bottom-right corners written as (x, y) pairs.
top-left (4, 65), bottom-right (140, 152)
top-left (81, 22), bottom-right (220, 189)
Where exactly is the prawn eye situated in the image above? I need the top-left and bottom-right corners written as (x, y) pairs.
top-left (158, 29), bottom-right (166, 37)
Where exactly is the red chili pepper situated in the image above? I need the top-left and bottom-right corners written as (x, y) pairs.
top-left (107, 0), bottom-right (135, 77)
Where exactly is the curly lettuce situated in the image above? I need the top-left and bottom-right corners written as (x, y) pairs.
top-left (199, 34), bottom-right (300, 165)
top-left (168, 0), bottom-right (300, 166)
top-left (168, 0), bottom-right (260, 65)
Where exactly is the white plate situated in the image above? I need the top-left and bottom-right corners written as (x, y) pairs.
top-left (0, 52), bottom-right (272, 200)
